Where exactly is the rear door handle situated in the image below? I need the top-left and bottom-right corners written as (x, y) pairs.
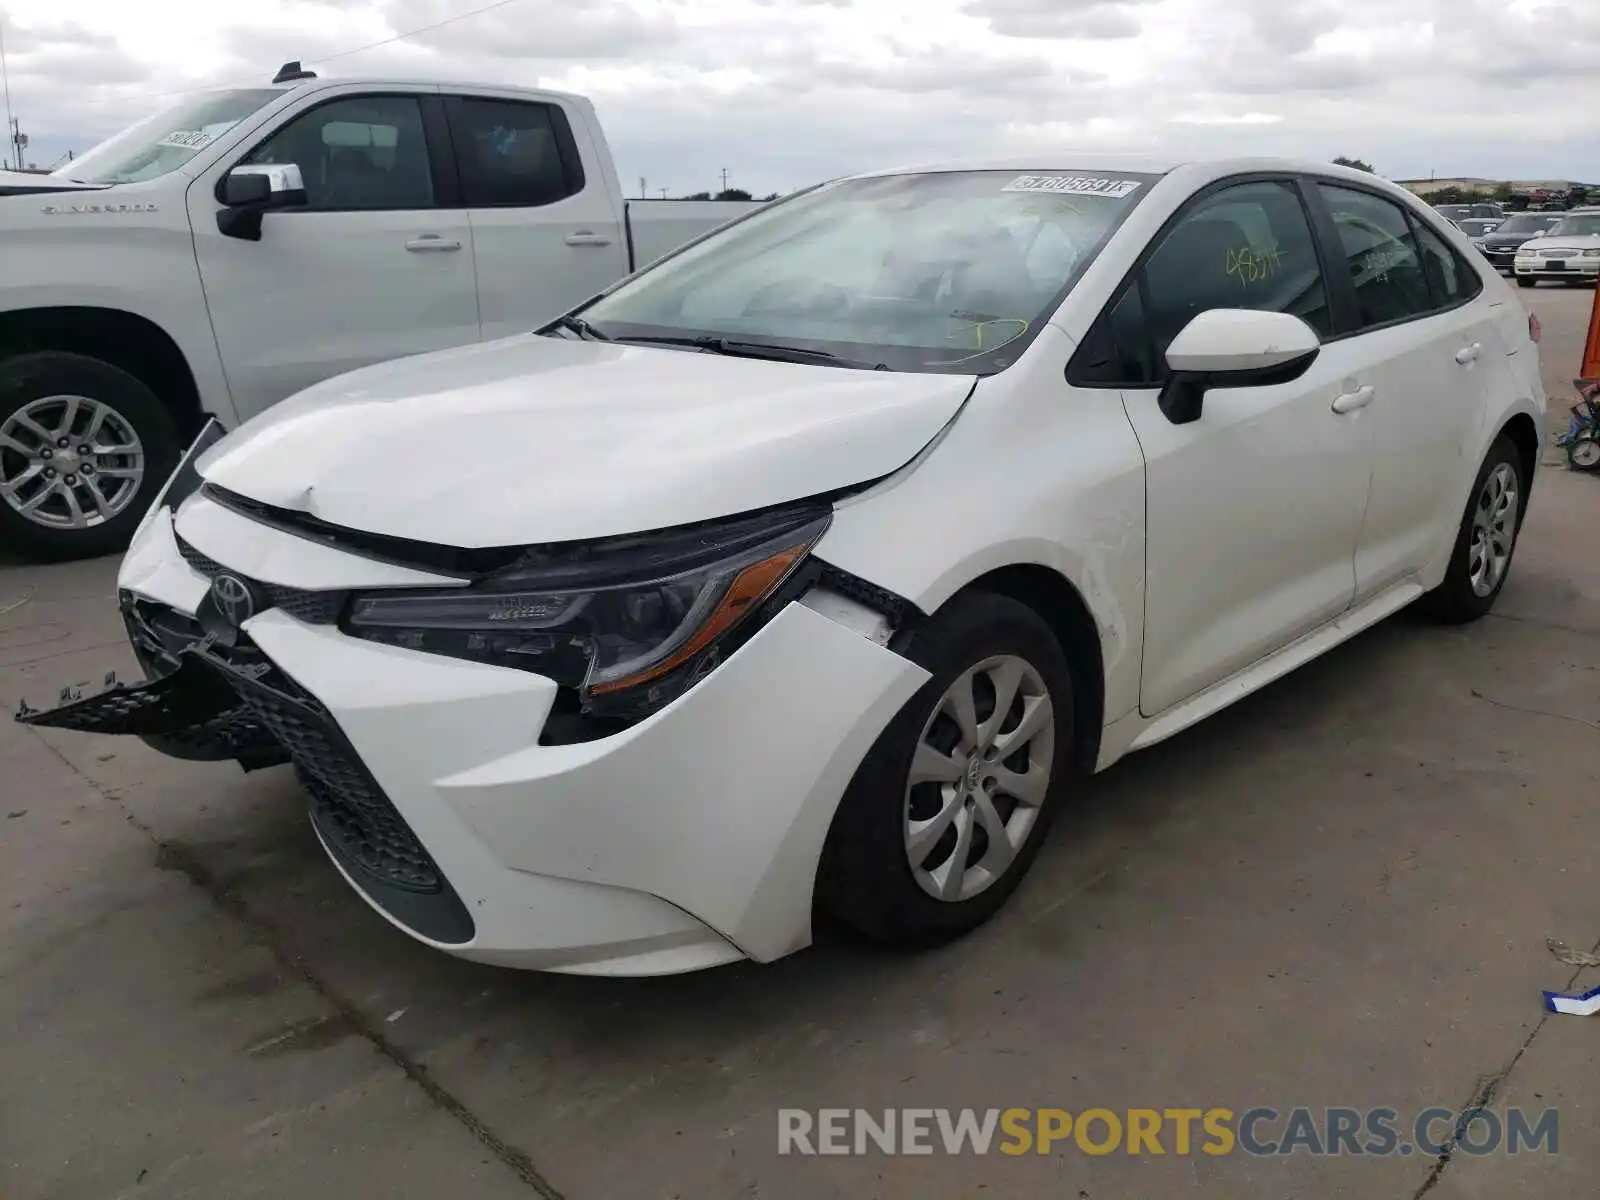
top-left (405, 235), bottom-right (462, 252)
top-left (1454, 342), bottom-right (1482, 365)
top-left (565, 231), bottom-right (612, 247)
top-left (1331, 385), bottom-right (1375, 414)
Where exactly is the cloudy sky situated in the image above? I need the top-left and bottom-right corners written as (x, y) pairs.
top-left (1, 0), bottom-right (1596, 193)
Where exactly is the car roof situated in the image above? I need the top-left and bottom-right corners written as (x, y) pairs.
top-left (847, 154), bottom-right (1404, 185)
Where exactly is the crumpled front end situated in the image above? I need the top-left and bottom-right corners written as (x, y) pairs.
top-left (19, 463), bottom-right (929, 975)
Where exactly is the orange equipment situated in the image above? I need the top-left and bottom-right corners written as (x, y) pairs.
top-left (1584, 282), bottom-right (1600, 383)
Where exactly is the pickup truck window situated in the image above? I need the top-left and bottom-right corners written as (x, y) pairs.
top-left (243, 96), bottom-right (436, 211)
top-left (448, 98), bottom-right (585, 207)
top-left (54, 89), bottom-right (284, 185)
top-left (580, 169), bottom-right (1157, 375)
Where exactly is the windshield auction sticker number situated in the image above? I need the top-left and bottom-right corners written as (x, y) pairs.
top-left (157, 130), bottom-right (216, 151)
top-left (1002, 175), bottom-right (1141, 199)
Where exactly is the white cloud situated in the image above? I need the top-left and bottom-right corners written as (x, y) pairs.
top-left (0, 0), bottom-right (1595, 187)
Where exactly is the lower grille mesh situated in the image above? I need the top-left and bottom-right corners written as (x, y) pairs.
top-left (229, 671), bottom-right (444, 894)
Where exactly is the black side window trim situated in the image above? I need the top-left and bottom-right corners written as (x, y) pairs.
top-left (442, 94), bottom-right (587, 209)
top-left (1300, 174), bottom-right (1485, 345)
top-left (1066, 172), bottom-right (1331, 389)
top-left (221, 91), bottom-right (456, 214)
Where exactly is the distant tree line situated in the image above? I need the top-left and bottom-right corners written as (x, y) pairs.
top-left (678, 188), bottom-right (780, 201)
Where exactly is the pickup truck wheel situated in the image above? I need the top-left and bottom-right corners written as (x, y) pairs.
top-left (0, 352), bottom-right (181, 562)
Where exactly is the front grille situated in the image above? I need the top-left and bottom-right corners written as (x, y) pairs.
top-left (176, 534), bottom-right (348, 624)
top-left (214, 659), bottom-right (442, 893)
top-left (1543, 248), bottom-right (1575, 258)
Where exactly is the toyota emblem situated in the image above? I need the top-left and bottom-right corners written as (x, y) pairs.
top-left (210, 573), bottom-right (257, 627)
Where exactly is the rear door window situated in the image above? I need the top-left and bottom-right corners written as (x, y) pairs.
top-left (446, 98), bottom-right (585, 207)
top-left (1314, 184), bottom-right (1435, 329)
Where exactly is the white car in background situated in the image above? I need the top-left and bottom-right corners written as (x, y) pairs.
top-left (1513, 210), bottom-right (1600, 286)
top-left (21, 156), bottom-right (1545, 976)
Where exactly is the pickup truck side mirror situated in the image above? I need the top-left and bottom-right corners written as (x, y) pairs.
top-left (217, 164), bottom-right (308, 242)
top-left (1157, 309), bottom-right (1322, 426)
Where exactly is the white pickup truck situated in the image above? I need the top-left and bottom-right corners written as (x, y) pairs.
top-left (0, 63), bottom-right (764, 561)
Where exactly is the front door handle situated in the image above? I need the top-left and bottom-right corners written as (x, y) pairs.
top-left (405, 235), bottom-right (462, 252)
top-left (1454, 342), bottom-right (1482, 365)
top-left (564, 231), bottom-right (612, 247)
top-left (1331, 385), bottom-right (1375, 414)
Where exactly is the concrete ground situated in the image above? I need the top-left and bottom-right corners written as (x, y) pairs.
top-left (2, 285), bottom-right (1597, 1200)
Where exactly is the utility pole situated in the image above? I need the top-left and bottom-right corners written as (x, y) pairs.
top-left (0, 19), bottom-right (16, 171)
top-left (659, 188), bottom-right (668, 199)
top-left (639, 176), bottom-right (646, 198)
top-left (720, 167), bottom-right (729, 194)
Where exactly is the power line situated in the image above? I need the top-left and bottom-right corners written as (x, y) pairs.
top-left (306, 0), bottom-right (530, 68)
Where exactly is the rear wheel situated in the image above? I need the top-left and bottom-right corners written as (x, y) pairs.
top-left (1517, 276), bottom-right (1537, 288)
top-left (0, 352), bottom-right (181, 562)
top-left (1418, 436), bottom-right (1525, 624)
top-left (818, 592), bottom-right (1076, 947)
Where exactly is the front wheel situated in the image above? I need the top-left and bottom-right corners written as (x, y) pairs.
top-left (1516, 276), bottom-right (1537, 288)
top-left (1568, 435), bottom-right (1600, 472)
top-left (1418, 436), bottom-right (1525, 624)
top-left (0, 352), bottom-right (181, 562)
top-left (817, 592), bottom-right (1076, 947)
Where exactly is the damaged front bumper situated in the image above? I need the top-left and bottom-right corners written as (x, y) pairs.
top-left (16, 649), bottom-right (286, 769)
top-left (17, 591), bottom-right (290, 770)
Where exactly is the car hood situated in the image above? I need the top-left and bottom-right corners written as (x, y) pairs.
top-left (0, 169), bottom-right (109, 197)
top-left (196, 334), bottom-right (977, 548)
top-left (1518, 233), bottom-right (1600, 251)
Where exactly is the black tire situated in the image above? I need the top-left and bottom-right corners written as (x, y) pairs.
top-left (1418, 435), bottom-right (1526, 625)
top-left (1568, 436), bottom-right (1600, 472)
top-left (1516, 276), bottom-right (1537, 288)
top-left (0, 352), bottom-right (182, 562)
top-left (817, 591), bottom-right (1076, 947)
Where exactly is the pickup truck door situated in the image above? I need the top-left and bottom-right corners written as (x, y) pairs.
top-left (440, 92), bottom-right (627, 341)
top-left (189, 88), bottom-right (480, 424)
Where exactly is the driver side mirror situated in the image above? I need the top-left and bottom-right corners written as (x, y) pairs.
top-left (1157, 309), bottom-right (1321, 426)
top-left (217, 164), bottom-right (308, 241)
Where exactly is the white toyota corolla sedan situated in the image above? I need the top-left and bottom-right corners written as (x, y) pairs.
top-left (21, 156), bottom-right (1546, 976)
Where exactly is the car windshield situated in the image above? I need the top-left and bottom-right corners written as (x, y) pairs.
top-left (1435, 205), bottom-right (1470, 219)
top-left (1547, 215), bottom-right (1600, 238)
top-left (579, 169), bottom-right (1159, 374)
top-left (1458, 219), bottom-right (1501, 236)
top-left (1495, 214), bottom-right (1559, 233)
top-left (56, 89), bottom-right (284, 185)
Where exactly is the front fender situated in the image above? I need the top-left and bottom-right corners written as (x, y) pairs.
top-left (814, 328), bottom-right (1148, 727)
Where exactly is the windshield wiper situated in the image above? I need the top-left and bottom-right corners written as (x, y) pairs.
top-left (549, 314), bottom-right (612, 342)
top-left (616, 335), bottom-right (886, 370)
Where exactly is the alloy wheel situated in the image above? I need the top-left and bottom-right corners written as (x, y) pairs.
top-left (1467, 461), bottom-right (1518, 598)
top-left (903, 654), bottom-right (1055, 903)
top-left (0, 395), bottom-right (146, 530)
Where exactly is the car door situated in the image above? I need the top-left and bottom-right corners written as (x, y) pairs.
top-left (1306, 182), bottom-right (1510, 600)
top-left (190, 89), bottom-right (480, 424)
top-left (1084, 178), bottom-right (1375, 716)
top-left (441, 93), bottom-right (627, 342)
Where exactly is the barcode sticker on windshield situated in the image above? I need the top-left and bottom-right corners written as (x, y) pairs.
top-left (1002, 175), bottom-right (1141, 198)
top-left (157, 130), bottom-right (215, 151)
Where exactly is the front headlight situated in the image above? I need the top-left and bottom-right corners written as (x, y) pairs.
top-left (1583, 249), bottom-right (1600, 258)
top-left (344, 505), bottom-right (831, 720)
